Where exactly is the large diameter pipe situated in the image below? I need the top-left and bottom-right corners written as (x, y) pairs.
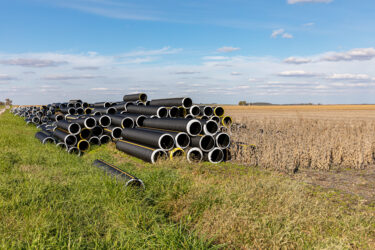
top-left (169, 148), bottom-right (185, 160)
top-left (60, 107), bottom-right (76, 115)
top-left (221, 116), bottom-right (233, 128)
top-left (200, 106), bottom-right (213, 116)
top-left (201, 120), bottom-right (219, 135)
top-left (136, 127), bottom-right (190, 149)
top-left (213, 106), bottom-right (225, 117)
top-left (56, 120), bottom-right (81, 135)
top-left (119, 113), bottom-right (147, 127)
top-left (125, 104), bottom-right (168, 118)
top-left (204, 148), bottom-right (224, 164)
top-left (140, 118), bottom-right (202, 136)
top-left (93, 107), bottom-right (117, 115)
top-left (77, 139), bottom-right (90, 152)
top-left (121, 128), bottom-right (175, 151)
top-left (123, 93), bottom-right (147, 103)
top-left (103, 126), bottom-right (122, 139)
top-left (149, 97), bottom-right (192, 108)
top-left (108, 114), bottom-right (134, 128)
top-left (92, 115), bottom-right (111, 127)
top-left (66, 116), bottom-right (97, 129)
top-left (190, 135), bottom-right (215, 152)
top-left (35, 131), bottom-right (56, 144)
top-left (215, 132), bottom-right (231, 149)
top-left (168, 106), bottom-right (179, 118)
top-left (93, 159), bottom-right (145, 188)
top-left (116, 140), bottom-right (167, 164)
top-left (53, 129), bottom-right (77, 146)
top-left (187, 147), bottom-right (203, 163)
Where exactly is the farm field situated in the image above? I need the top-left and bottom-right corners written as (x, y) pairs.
top-left (1, 109), bottom-right (375, 248)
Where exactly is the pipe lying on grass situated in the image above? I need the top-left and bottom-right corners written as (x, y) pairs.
top-left (91, 126), bottom-right (103, 137)
top-left (140, 118), bottom-right (202, 136)
top-left (79, 128), bottom-right (92, 140)
top-left (56, 120), bottom-right (81, 135)
top-left (56, 142), bottom-right (68, 150)
top-left (35, 131), bottom-right (56, 144)
top-left (93, 159), bottom-right (145, 188)
top-left (121, 128), bottom-right (175, 150)
top-left (204, 147), bottom-right (224, 164)
top-left (77, 139), bottom-right (90, 152)
top-left (136, 127), bottom-right (190, 149)
top-left (221, 116), bottom-right (233, 128)
top-left (89, 136), bottom-right (100, 145)
top-left (116, 140), bottom-right (167, 164)
top-left (108, 114), bottom-right (134, 128)
top-left (67, 147), bottom-right (82, 156)
top-left (66, 116), bottom-right (97, 129)
top-left (187, 147), bottom-right (203, 163)
top-left (190, 135), bottom-right (215, 152)
top-left (169, 147), bottom-right (185, 160)
top-left (53, 129), bottom-right (77, 146)
top-left (99, 134), bottom-right (111, 144)
top-left (215, 132), bottom-right (231, 149)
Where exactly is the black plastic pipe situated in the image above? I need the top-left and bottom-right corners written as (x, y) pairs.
top-left (92, 102), bottom-right (111, 108)
top-left (221, 116), bottom-right (233, 128)
top-left (108, 114), bottom-right (134, 128)
top-left (187, 105), bottom-right (200, 116)
top-left (215, 132), bottom-right (231, 149)
top-left (77, 139), bottom-right (90, 152)
top-left (169, 148), bottom-right (185, 160)
top-left (210, 116), bottom-right (221, 123)
top-left (48, 114), bottom-right (64, 122)
top-left (56, 120), bottom-right (81, 135)
top-left (89, 136), bottom-right (100, 145)
top-left (149, 97), bottom-right (192, 108)
top-left (204, 147), bottom-right (224, 163)
top-left (66, 116), bottom-right (97, 129)
top-left (104, 126), bottom-right (122, 139)
top-left (67, 147), bottom-right (82, 156)
top-left (99, 134), bottom-right (111, 144)
top-left (53, 129), bottom-right (77, 146)
top-left (93, 159), bottom-right (145, 188)
top-left (116, 140), bottom-right (167, 164)
top-left (123, 93), bottom-right (147, 103)
top-left (200, 120), bottom-right (219, 135)
top-left (94, 107), bottom-right (117, 115)
top-left (126, 104), bottom-right (168, 118)
top-left (190, 135), bottom-right (215, 152)
top-left (200, 106), bottom-right (213, 116)
top-left (213, 106), bottom-right (225, 117)
top-left (93, 115), bottom-right (111, 127)
top-left (79, 128), bottom-right (92, 140)
top-left (91, 126), bottom-right (104, 137)
top-left (60, 107), bottom-right (76, 115)
top-left (35, 131), bottom-right (55, 144)
top-left (187, 147), bottom-right (203, 163)
top-left (136, 127), bottom-right (190, 149)
top-left (140, 118), bottom-right (202, 136)
top-left (119, 113), bottom-right (147, 127)
top-left (56, 142), bottom-right (68, 150)
top-left (121, 128), bottom-right (175, 150)
top-left (168, 106), bottom-right (179, 118)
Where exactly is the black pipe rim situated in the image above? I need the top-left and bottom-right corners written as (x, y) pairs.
top-left (208, 148), bottom-right (224, 163)
top-left (107, 107), bottom-right (117, 115)
top-left (42, 137), bottom-right (55, 144)
top-left (68, 147), bottom-right (82, 156)
top-left (185, 114), bottom-right (194, 119)
top-left (76, 108), bottom-right (84, 115)
top-left (168, 106), bottom-right (179, 118)
top-left (100, 135), bottom-right (111, 144)
top-left (89, 136), bottom-right (101, 145)
top-left (80, 128), bottom-right (92, 139)
top-left (56, 142), bottom-right (67, 150)
top-left (204, 106), bottom-right (213, 116)
top-left (175, 132), bottom-right (190, 149)
top-left (92, 126), bottom-right (103, 137)
top-left (187, 147), bottom-right (203, 163)
top-left (136, 115), bottom-right (146, 127)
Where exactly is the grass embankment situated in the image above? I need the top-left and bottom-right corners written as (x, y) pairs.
top-left (1, 111), bottom-right (374, 249)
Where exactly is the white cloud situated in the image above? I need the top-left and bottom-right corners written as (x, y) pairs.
top-left (287, 0), bottom-right (333, 4)
top-left (202, 56), bottom-right (229, 60)
top-left (231, 72), bottom-right (242, 76)
top-left (91, 88), bottom-right (108, 91)
top-left (0, 58), bottom-right (67, 68)
top-left (284, 57), bottom-right (312, 64)
top-left (321, 48), bottom-right (375, 62)
top-left (217, 46), bottom-right (240, 53)
top-left (271, 29), bottom-right (293, 39)
top-left (42, 75), bottom-right (100, 80)
top-left (303, 22), bottom-right (315, 26)
top-left (122, 47), bottom-right (182, 57)
top-left (327, 74), bottom-right (371, 80)
top-left (278, 70), bottom-right (319, 77)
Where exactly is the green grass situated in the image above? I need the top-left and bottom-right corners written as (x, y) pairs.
top-left (1, 111), bottom-right (375, 249)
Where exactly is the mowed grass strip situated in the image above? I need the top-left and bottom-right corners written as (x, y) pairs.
top-left (1, 111), bottom-right (375, 249)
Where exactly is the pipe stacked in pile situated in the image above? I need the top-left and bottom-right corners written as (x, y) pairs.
top-left (11, 93), bottom-right (233, 163)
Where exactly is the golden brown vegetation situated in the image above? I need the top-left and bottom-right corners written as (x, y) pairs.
top-left (227, 105), bottom-right (375, 171)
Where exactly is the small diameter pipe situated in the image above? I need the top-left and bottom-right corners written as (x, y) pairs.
top-left (137, 127), bottom-right (190, 149)
top-left (104, 126), bottom-right (122, 139)
top-left (60, 107), bottom-right (76, 115)
top-left (92, 102), bottom-right (111, 108)
top-left (187, 147), bottom-right (203, 163)
top-left (187, 105), bottom-right (200, 117)
top-left (56, 120), bottom-right (81, 135)
top-left (121, 128), bottom-right (175, 151)
top-left (48, 114), bottom-right (64, 122)
top-left (149, 97), bottom-right (192, 108)
top-left (77, 139), bottom-right (90, 152)
top-left (221, 116), bottom-right (233, 128)
top-left (93, 159), bottom-right (145, 188)
top-left (125, 104), bottom-right (168, 118)
top-left (116, 140), bottom-right (167, 164)
top-left (35, 131), bottom-right (55, 144)
top-left (99, 134), bottom-right (111, 144)
top-left (215, 132), bottom-right (231, 149)
top-left (93, 107), bottom-right (117, 115)
top-left (53, 129), bottom-right (77, 146)
top-left (190, 135), bottom-right (215, 152)
top-left (184, 114), bottom-right (194, 119)
top-left (140, 118), bottom-right (202, 136)
top-left (84, 108), bottom-right (93, 114)
top-left (169, 148), bottom-right (185, 160)
top-left (123, 93), bottom-right (147, 102)
top-left (201, 120), bottom-right (219, 135)
top-left (92, 115), bottom-right (111, 127)
top-left (76, 107), bottom-right (84, 115)
top-left (204, 147), bottom-right (224, 164)
top-left (89, 136), bottom-right (100, 145)
top-left (213, 106), bottom-right (225, 117)
top-left (108, 114), bottom-right (134, 128)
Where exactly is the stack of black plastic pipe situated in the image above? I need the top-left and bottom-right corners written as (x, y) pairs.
top-left (11, 93), bottom-right (233, 163)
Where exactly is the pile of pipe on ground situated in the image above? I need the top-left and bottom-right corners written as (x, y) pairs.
top-left (11, 94), bottom-right (233, 164)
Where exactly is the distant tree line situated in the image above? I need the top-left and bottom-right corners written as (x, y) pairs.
top-left (238, 101), bottom-right (318, 106)
top-left (0, 98), bottom-right (13, 106)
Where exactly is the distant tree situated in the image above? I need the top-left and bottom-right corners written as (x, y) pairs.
top-left (0, 101), bottom-right (4, 106)
top-left (238, 101), bottom-right (247, 106)
top-left (5, 98), bottom-right (12, 106)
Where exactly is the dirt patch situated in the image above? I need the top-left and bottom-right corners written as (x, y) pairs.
top-left (292, 166), bottom-right (375, 203)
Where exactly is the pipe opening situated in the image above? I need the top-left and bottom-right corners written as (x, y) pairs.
top-left (210, 116), bottom-right (220, 123)
top-left (170, 148), bottom-right (185, 159)
top-left (151, 149), bottom-right (167, 164)
top-left (187, 120), bottom-right (202, 136)
top-left (84, 117), bottom-right (97, 129)
top-left (107, 107), bottom-right (117, 115)
top-left (139, 93), bottom-right (147, 102)
top-left (168, 107), bottom-right (179, 118)
top-left (200, 135), bottom-right (215, 152)
top-left (222, 116), bottom-right (233, 127)
top-left (55, 114), bottom-right (64, 121)
top-left (68, 123), bottom-right (81, 135)
top-left (111, 127), bottom-right (122, 139)
top-left (214, 107), bottom-right (225, 117)
top-left (92, 126), bottom-right (103, 137)
top-left (216, 133), bottom-right (230, 148)
top-left (175, 133), bottom-right (190, 148)
top-left (80, 128), bottom-right (92, 140)
top-left (158, 134), bottom-right (175, 150)
top-left (93, 111), bottom-right (102, 116)
top-left (136, 115), bottom-right (146, 127)
top-left (157, 107), bottom-right (168, 118)
top-left (204, 106), bottom-right (213, 116)
top-left (68, 147), bottom-right (82, 156)
top-left (77, 140), bottom-right (90, 152)
top-left (43, 137), bottom-right (55, 144)
top-left (99, 115), bottom-right (111, 127)
top-left (208, 148), bottom-right (224, 163)
top-left (187, 148), bottom-right (203, 163)
top-left (183, 97), bottom-right (193, 108)
top-left (68, 108), bottom-right (76, 115)
top-left (67, 103), bottom-right (75, 108)
top-left (200, 115), bottom-right (209, 120)
top-left (100, 135), bottom-right (111, 144)
top-left (122, 117), bottom-right (134, 128)
top-left (125, 179), bottom-right (145, 188)
top-left (189, 105), bottom-right (200, 116)
top-left (64, 134), bottom-right (77, 146)
top-left (82, 102), bottom-right (89, 108)
top-left (89, 136), bottom-right (100, 145)
top-left (85, 108), bottom-right (92, 114)
top-left (204, 120), bottom-right (219, 135)
top-left (185, 114), bottom-right (194, 119)
top-left (74, 102), bottom-right (82, 108)
top-left (56, 142), bottom-right (67, 150)
top-left (104, 102), bottom-right (111, 108)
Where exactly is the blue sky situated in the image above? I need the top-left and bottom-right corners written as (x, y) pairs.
top-left (1, 0), bottom-right (375, 104)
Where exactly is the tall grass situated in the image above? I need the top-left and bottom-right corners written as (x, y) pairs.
top-left (1, 111), bottom-right (375, 248)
